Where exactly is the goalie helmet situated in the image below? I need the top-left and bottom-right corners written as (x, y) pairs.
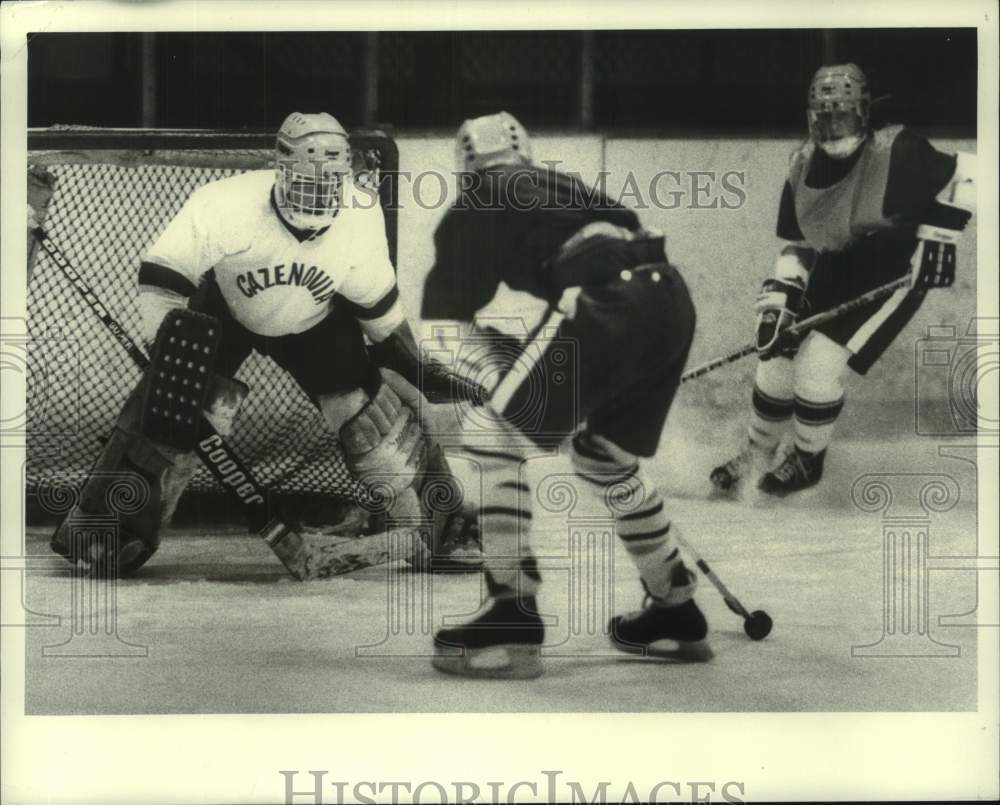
top-left (455, 111), bottom-right (532, 173)
top-left (806, 63), bottom-right (871, 159)
top-left (274, 112), bottom-right (352, 231)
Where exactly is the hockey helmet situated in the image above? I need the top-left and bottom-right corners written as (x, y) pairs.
top-left (455, 111), bottom-right (532, 173)
top-left (274, 112), bottom-right (353, 230)
top-left (806, 63), bottom-right (871, 158)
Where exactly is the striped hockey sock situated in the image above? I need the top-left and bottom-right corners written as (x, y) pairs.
top-left (748, 383), bottom-right (794, 452)
top-left (570, 432), bottom-right (690, 603)
top-left (455, 441), bottom-right (538, 598)
top-left (793, 393), bottom-right (845, 453)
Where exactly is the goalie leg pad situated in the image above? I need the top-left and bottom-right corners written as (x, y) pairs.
top-left (51, 387), bottom-right (174, 577)
top-left (336, 378), bottom-right (480, 569)
top-left (51, 373), bottom-right (248, 577)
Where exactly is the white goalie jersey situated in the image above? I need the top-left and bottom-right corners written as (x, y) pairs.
top-left (141, 170), bottom-right (403, 339)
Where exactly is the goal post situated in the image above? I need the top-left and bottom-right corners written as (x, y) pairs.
top-left (25, 126), bottom-right (400, 525)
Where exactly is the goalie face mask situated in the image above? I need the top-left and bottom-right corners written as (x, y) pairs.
top-left (275, 158), bottom-right (349, 229)
top-left (274, 112), bottom-right (353, 231)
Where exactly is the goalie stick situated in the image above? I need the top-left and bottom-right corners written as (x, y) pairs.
top-left (680, 274), bottom-right (911, 384)
top-left (31, 226), bottom-right (428, 580)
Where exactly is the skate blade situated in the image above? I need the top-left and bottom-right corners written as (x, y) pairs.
top-left (707, 482), bottom-right (740, 502)
top-left (432, 644), bottom-right (544, 679)
top-left (615, 638), bottom-right (714, 663)
top-left (741, 486), bottom-right (772, 508)
top-left (754, 482), bottom-right (821, 501)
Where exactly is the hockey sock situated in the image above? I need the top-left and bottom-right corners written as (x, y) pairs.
top-left (456, 436), bottom-right (537, 598)
top-left (793, 393), bottom-right (845, 453)
top-left (570, 432), bottom-right (689, 603)
top-left (792, 332), bottom-right (850, 454)
top-left (748, 357), bottom-right (794, 451)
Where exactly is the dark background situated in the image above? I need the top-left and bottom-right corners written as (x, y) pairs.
top-left (28, 29), bottom-right (977, 134)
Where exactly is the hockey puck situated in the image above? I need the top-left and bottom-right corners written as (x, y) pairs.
top-left (744, 610), bottom-right (773, 641)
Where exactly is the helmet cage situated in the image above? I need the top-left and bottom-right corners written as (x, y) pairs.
top-left (275, 158), bottom-right (347, 226)
top-left (806, 105), bottom-right (868, 145)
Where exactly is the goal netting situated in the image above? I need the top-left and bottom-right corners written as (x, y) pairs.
top-left (25, 127), bottom-right (399, 522)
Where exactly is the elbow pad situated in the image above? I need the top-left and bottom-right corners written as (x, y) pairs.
top-left (137, 288), bottom-right (188, 346)
top-left (773, 244), bottom-right (814, 283)
top-left (936, 151), bottom-right (976, 212)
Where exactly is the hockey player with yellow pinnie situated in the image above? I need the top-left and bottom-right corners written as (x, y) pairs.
top-left (711, 63), bottom-right (977, 498)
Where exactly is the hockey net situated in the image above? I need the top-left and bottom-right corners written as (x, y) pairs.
top-left (26, 127), bottom-right (399, 521)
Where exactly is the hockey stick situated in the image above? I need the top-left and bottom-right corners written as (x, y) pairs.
top-left (488, 307), bottom-right (567, 412)
top-left (671, 531), bottom-right (772, 640)
top-left (31, 227), bottom-right (422, 580)
top-left (680, 274), bottom-right (912, 384)
top-left (466, 306), bottom-right (774, 640)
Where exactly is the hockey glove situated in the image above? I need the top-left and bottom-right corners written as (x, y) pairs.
top-left (909, 200), bottom-right (973, 290)
top-left (754, 277), bottom-right (805, 360)
top-left (909, 220), bottom-right (970, 289)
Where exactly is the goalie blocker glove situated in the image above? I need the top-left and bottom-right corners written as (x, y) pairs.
top-left (754, 276), bottom-right (806, 360)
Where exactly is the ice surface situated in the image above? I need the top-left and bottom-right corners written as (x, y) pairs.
top-left (23, 434), bottom-right (980, 714)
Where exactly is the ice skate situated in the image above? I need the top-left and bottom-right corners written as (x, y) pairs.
top-left (758, 445), bottom-right (825, 496)
top-left (608, 566), bottom-right (713, 662)
top-left (709, 442), bottom-right (774, 498)
top-left (432, 593), bottom-right (545, 679)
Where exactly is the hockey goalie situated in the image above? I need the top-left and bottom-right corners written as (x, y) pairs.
top-left (49, 112), bottom-right (485, 578)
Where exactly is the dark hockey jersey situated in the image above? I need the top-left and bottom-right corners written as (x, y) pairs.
top-left (776, 126), bottom-right (957, 252)
top-left (422, 164), bottom-right (640, 320)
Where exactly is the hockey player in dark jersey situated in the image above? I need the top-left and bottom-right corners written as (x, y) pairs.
top-left (387, 112), bottom-right (711, 678)
top-left (711, 64), bottom-right (977, 497)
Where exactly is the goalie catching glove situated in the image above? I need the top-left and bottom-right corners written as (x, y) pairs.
top-left (754, 276), bottom-right (806, 360)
